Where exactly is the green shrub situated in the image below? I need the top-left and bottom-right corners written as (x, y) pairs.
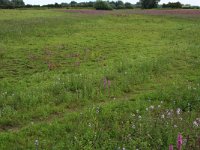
top-left (94, 0), bottom-right (113, 10)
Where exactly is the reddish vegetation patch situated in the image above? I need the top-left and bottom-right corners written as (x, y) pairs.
top-left (125, 9), bottom-right (200, 16)
top-left (64, 9), bottom-right (200, 17)
top-left (64, 9), bottom-right (111, 15)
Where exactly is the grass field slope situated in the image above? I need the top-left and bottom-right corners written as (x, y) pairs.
top-left (0, 9), bottom-right (200, 149)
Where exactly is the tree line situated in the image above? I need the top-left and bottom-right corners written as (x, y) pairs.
top-left (0, 0), bottom-right (25, 8)
top-left (0, 0), bottom-right (199, 9)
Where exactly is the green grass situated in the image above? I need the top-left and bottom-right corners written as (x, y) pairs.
top-left (0, 9), bottom-right (200, 149)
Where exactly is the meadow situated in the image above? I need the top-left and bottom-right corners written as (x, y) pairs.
top-left (0, 9), bottom-right (200, 149)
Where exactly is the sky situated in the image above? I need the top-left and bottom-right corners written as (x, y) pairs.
top-left (23, 0), bottom-right (200, 6)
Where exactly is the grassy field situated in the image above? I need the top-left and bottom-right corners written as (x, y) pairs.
top-left (0, 9), bottom-right (200, 149)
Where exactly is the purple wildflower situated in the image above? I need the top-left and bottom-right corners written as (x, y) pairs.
top-left (177, 133), bottom-right (183, 150)
top-left (103, 78), bottom-right (107, 89)
top-left (169, 145), bottom-right (173, 150)
top-left (107, 80), bottom-right (111, 88)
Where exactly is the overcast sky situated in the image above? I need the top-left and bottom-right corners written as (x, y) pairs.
top-left (24, 0), bottom-right (200, 6)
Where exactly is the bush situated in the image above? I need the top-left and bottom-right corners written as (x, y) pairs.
top-left (94, 0), bottom-right (113, 10)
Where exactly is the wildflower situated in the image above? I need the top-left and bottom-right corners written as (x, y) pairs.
top-left (103, 78), bottom-right (107, 88)
top-left (179, 117), bottom-right (183, 121)
top-left (107, 80), bottom-right (111, 87)
top-left (161, 101), bottom-right (163, 104)
top-left (177, 133), bottom-right (183, 150)
top-left (122, 147), bottom-right (126, 150)
top-left (131, 113), bottom-right (135, 117)
top-left (138, 115), bottom-right (142, 119)
top-left (158, 105), bottom-right (161, 108)
top-left (88, 123), bottom-right (91, 127)
top-left (169, 144), bottom-right (173, 150)
top-left (35, 139), bottom-right (39, 145)
top-left (149, 105), bottom-right (154, 109)
top-left (96, 107), bottom-right (100, 114)
top-left (176, 108), bottom-right (181, 115)
top-left (146, 108), bottom-right (148, 111)
top-left (136, 110), bottom-right (139, 113)
top-left (132, 124), bottom-right (136, 129)
top-left (183, 139), bottom-right (187, 146)
top-left (35, 139), bottom-right (39, 150)
top-left (167, 111), bottom-right (172, 117)
top-left (161, 114), bottom-right (165, 119)
top-left (196, 118), bottom-right (200, 122)
top-left (193, 121), bottom-right (199, 127)
top-left (174, 125), bottom-right (177, 128)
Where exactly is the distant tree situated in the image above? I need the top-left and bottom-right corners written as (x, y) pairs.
top-left (135, 1), bottom-right (142, 8)
top-left (11, 0), bottom-right (25, 7)
top-left (70, 1), bottom-right (77, 7)
top-left (94, 0), bottom-right (112, 10)
top-left (115, 0), bottom-right (124, 9)
top-left (162, 2), bottom-right (182, 8)
top-left (61, 3), bottom-right (69, 7)
top-left (0, 0), bottom-right (10, 6)
top-left (54, 3), bottom-right (61, 8)
top-left (125, 2), bottom-right (133, 9)
top-left (140, 0), bottom-right (160, 9)
top-left (109, 1), bottom-right (116, 9)
top-left (0, 0), bottom-right (13, 8)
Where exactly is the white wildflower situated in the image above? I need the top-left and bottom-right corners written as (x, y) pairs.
top-left (193, 121), bottom-right (199, 127)
top-left (167, 111), bottom-right (172, 117)
top-left (131, 113), bottom-right (135, 117)
top-left (150, 105), bottom-right (154, 109)
top-left (176, 108), bottom-right (181, 115)
top-left (132, 124), bottom-right (136, 129)
top-left (183, 139), bottom-right (187, 146)
top-left (35, 139), bottom-right (39, 146)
